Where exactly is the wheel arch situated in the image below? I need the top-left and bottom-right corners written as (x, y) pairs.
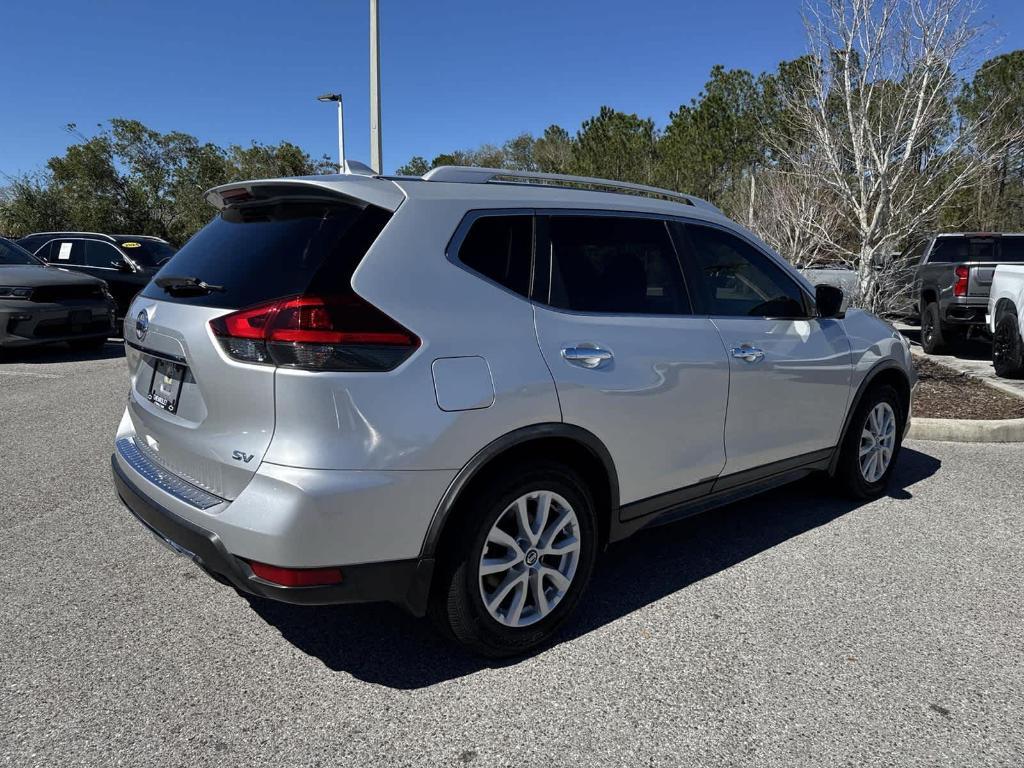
top-left (828, 360), bottom-right (912, 476)
top-left (994, 298), bottom-right (1018, 324)
top-left (420, 423), bottom-right (620, 560)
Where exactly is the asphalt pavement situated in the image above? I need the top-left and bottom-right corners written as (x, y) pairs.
top-left (2, 342), bottom-right (1023, 767)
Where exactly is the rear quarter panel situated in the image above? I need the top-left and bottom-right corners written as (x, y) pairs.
top-left (265, 197), bottom-right (562, 471)
top-left (989, 265), bottom-right (1024, 333)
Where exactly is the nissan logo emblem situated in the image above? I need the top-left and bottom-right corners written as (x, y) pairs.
top-left (135, 309), bottom-right (149, 341)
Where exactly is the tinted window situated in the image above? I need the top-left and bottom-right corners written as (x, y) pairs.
top-left (683, 224), bottom-right (807, 317)
top-left (48, 240), bottom-right (84, 265)
top-left (140, 200), bottom-right (392, 308)
top-left (545, 215), bottom-right (690, 315)
top-left (928, 237), bottom-right (996, 263)
top-left (1000, 237), bottom-right (1024, 262)
top-left (33, 241), bottom-right (54, 261)
top-left (0, 238), bottom-right (42, 266)
top-left (84, 240), bottom-right (123, 268)
top-left (116, 238), bottom-right (177, 268)
top-left (457, 215), bottom-right (532, 297)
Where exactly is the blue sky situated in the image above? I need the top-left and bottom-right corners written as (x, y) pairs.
top-left (1, 0), bottom-right (1022, 177)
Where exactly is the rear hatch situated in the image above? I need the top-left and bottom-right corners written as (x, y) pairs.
top-left (124, 179), bottom-right (403, 499)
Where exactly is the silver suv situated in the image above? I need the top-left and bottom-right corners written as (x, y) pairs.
top-left (111, 166), bottom-right (916, 656)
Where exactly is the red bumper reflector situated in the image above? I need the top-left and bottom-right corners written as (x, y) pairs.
top-left (247, 560), bottom-right (344, 587)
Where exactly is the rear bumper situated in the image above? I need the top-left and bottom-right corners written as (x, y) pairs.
top-left (112, 456), bottom-right (435, 614)
top-left (943, 301), bottom-right (988, 325)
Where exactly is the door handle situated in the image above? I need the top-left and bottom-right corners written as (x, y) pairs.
top-left (730, 345), bottom-right (765, 363)
top-left (561, 345), bottom-right (613, 369)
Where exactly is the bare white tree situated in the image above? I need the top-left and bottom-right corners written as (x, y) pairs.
top-left (778, 0), bottom-right (1010, 312)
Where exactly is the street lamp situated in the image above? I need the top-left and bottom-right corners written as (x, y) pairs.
top-left (317, 92), bottom-right (346, 173)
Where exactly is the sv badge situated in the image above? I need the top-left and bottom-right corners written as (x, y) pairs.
top-left (232, 450), bottom-right (255, 464)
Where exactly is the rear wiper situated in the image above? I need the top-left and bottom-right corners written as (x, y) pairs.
top-left (155, 275), bottom-right (225, 296)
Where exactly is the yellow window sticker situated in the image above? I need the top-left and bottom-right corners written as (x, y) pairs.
top-left (121, 241), bottom-right (141, 248)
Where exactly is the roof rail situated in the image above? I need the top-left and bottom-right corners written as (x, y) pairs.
top-left (421, 166), bottom-right (723, 214)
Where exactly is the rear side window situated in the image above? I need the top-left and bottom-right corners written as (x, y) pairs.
top-left (682, 223), bottom-right (808, 318)
top-left (141, 200), bottom-right (392, 308)
top-left (49, 240), bottom-right (84, 265)
top-left (544, 215), bottom-right (691, 315)
top-left (456, 215), bottom-right (532, 297)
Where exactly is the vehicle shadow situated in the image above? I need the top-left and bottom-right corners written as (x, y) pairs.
top-left (244, 447), bottom-right (941, 689)
top-left (0, 337), bottom-right (125, 364)
top-left (899, 326), bottom-right (992, 362)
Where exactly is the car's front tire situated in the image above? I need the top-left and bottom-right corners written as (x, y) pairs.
top-left (836, 384), bottom-right (904, 499)
top-left (430, 463), bottom-right (598, 658)
top-left (993, 312), bottom-right (1024, 379)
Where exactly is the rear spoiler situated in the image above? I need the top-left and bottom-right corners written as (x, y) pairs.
top-left (205, 176), bottom-right (405, 213)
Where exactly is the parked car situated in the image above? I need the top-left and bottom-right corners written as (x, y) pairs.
top-left (16, 232), bottom-right (177, 320)
top-left (913, 232), bottom-right (1024, 354)
top-left (111, 166), bottom-right (916, 656)
top-left (989, 264), bottom-right (1024, 378)
top-left (799, 263), bottom-right (858, 311)
top-left (0, 236), bottom-right (116, 353)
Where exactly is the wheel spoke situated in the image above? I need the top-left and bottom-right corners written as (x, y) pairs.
top-left (487, 570), bottom-right (526, 612)
top-left (480, 552), bottom-right (521, 576)
top-left (531, 492), bottom-right (552, 545)
top-left (545, 535), bottom-right (580, 557)
top-left (541, 566), bottom-right (571, 593)
top-left (539, 508), bottom-right (572, 550)
top-left (486, 526), bottom-right (522, 555)
top-left (513, 497), bottom-right (532, 542)
top-left (506, 580), bottom-right (527, 625)
top-left (529, 569), bottom-right (549, 617)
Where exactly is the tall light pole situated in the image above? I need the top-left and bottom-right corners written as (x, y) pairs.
top-left (317, 93), bottom-right (346, 173)
top-left (369, 0), bottom-right (383, 174)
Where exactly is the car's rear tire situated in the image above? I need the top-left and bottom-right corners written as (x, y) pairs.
top-left (836, 384), bottom-right (904, 499)
top-left (429, 463), bottom-right (598, 658)
top-left (993, 312), bottom-right (1024, 379)
top-left (920, 302), bottom-right (952, 354)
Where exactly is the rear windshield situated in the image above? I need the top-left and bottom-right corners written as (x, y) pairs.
top-left (116, 239), bottom-right (178, 268)
top-left (927, 237), bottom-right (996, 263)
top-left (0, 238), bottom-right (42, 266)
top-left (140, 200), bottom-right (392, 308)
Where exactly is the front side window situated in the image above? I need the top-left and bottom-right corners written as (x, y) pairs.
top-left (544, 215), bottom-right (691, 315)
top-left (0, 238), bottom-right (43, 266)
top-left (84, 241), bottom-right (123, 268)
top-left (682, 223), bottom-right (808, 318)
top-left (456, 215), bottom-right (532, 297)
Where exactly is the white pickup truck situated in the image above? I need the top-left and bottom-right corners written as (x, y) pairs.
top-left (989, 265), bottom-right (1024, 377)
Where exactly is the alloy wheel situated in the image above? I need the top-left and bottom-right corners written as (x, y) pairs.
top-left (478, 491), bottom-right (581, 627)
top-left (859, 402), bottom-right (897, 483)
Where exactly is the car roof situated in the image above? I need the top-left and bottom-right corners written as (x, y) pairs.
top-left (206, 166), bottom-right (731, 225)
top-left (20, 232), bottom-right (170, 243)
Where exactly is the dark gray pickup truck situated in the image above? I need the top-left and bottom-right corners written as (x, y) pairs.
top-left (914, 233), bottom-right (1024, 353)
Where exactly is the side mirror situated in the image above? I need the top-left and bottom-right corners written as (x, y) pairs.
top-left (815, 284), bottom-right (845, 318)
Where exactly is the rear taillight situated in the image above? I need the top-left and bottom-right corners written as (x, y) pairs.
top-left (954, 265), bottom-right (969, 297)
top-left (210, 294), bottom-right (419, 371)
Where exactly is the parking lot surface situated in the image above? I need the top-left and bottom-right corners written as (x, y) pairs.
top-left (2, 344), bottom-right (1023, 767)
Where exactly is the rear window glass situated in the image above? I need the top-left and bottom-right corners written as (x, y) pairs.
top-left (457, 215), bottom-right (532, 297)
top-left (141, 201), bottom-right (392, 308)
top-left (116, 239), bottom-right (178, 268)
top-left (1000, 237), bottom-right (1024, 262)
top-left (927, 237), bottom-right (996, 263)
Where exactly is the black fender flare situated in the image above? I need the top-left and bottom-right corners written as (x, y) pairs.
top-left (418, 423), bottom-right (619, 558)
top-left (828, 358), bottom-right (912, 475)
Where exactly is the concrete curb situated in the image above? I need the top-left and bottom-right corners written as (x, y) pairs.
top-left (908, 416), bottom-right (1024, 442)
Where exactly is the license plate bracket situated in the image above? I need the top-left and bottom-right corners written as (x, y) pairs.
top-left (147, 358), bottom-right (187, 414)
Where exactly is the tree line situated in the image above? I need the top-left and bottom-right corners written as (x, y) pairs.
top-left (3, 0), bottom-right (1022, 313)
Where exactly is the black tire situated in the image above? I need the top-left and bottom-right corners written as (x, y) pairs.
top-left (920, 302), bottom-right (949, 354)
top-left (68, 336), bottom-right (108, 352)
top-left (835, 384), bottom-right (905, 499)
top-left (429, 463), bottom-right (598, 658)
top-left (993, 312), bottom-right (1024, 379)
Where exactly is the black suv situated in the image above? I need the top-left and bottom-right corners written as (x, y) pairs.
top-left (16, 232), bottom-right (177, 319)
